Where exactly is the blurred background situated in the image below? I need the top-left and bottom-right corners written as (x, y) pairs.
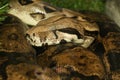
top-left (44, 0), bottom-right (105, 12)
top-left (0, 0), bottom-right (106, 23)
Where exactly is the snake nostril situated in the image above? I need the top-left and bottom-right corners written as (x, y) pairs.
top-left (25, 33), bottom-right (30, 38)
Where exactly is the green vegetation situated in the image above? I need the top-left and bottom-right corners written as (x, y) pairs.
top-left (45, 0), bottom-right (105, 12)
top-left (0, 0), bottom-right (105, 23)
top-left (0, 0), bottom-right (9, 23)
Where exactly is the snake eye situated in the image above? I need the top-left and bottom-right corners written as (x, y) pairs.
top-left (30, 13), bottom-right (45, 21)
top-left (25, 33), bottom-right (30, 38)
top-left (18, 0), bottom-right (33, 5)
